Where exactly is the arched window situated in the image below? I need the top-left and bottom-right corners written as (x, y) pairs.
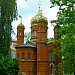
top-left (20, 31), bottom-right (22, 36)
top-left (22, 53), bottom-right (24, 59)
top-left (49, 63), bottom-right (55, 74)
top-left (51, 65), bottom-right (53, 74)
top-left (28, 53), bottom-right (30, 60)
top-left (48, 50), bottom-right (53, 61)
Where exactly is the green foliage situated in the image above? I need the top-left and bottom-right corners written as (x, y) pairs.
top-left (24, 32), bottom-right (31, 43)
top-left (0, 0), bottom-right (19, 74)
top-left (50, 0), bottom-right (75, 74)
top-left (0, 0), bottom-right (17, 55)
top-left (0, 55), bottom-right (19, 75)
top-left (43, 38), bottom-right (55, 44)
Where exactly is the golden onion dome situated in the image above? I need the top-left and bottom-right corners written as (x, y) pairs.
top-left (17, 21), bottom-right (24, 27)
top-left (17, 17), bottom-right (24, 28)
top-left (31, 4), bottom-right (48, 26)
top-left (31, 13), bottom-right (48, 26)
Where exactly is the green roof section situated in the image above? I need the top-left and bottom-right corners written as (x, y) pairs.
top-left (15, 43), bottom-right (36, 48)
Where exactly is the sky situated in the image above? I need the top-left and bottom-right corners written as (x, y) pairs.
top-left (12, 0), bottom-right (59, 39)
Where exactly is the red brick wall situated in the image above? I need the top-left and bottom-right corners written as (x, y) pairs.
top-left (36, 22), bottom-right (48, 75)
top-left (37, 61), bottom-right (48, 75)
top-left (16, 47), bottom-right (36, 75)
top-left (17, 26), bottom-right (24, 44)
top-left (19, 61), bottom-right (36, 75)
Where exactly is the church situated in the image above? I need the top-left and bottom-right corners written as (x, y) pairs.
top-left (15, 1), bottom-right (61, 75)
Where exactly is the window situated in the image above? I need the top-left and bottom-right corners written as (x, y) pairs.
top-left (22, 53), bottom-right (24, 59)
top-left (50, 65), bottom-right (54, 75)
top-left (28, 53), bottom-right (30, 60)
top-left (48, 50), bottom-right (53, 61)
top-left (32, 31), bottom-right (36, 37)
top-left (50, 65), bottom-right (53, 74)
top-left (20, 32), bottom-right (22, 36)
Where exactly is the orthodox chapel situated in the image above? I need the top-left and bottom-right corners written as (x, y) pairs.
top-left (16, 1), bottom-right (61, 75)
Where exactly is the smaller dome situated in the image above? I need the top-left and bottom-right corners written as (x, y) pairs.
top-left (17, 20), bottom-right (24, 28)
top-left (17, 22), bottom-right (24, 27)
top-left (31, 7), bottom-right (48, 26)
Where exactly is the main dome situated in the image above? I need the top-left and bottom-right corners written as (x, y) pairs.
top-left (31, 7), bottom-right (48, 26)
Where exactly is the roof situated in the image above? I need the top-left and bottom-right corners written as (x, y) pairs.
top-left (15, 42), bottom-right (36, 48)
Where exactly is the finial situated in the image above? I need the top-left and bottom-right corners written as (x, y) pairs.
top-left (38, 0), bottom-right (42, 15)
top-left (19, 15), bottom-right (22, 23)
top-left (18, 15), bottom-right (24, 27)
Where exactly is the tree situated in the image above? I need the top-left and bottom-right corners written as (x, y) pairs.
top-left (0, 55), bottom-right (19, 75)
top-left (0, 0), bottom-right (19, 75)
top-left (24, 32), bottom-right (31, 43)
top-left (0, 0), bottom-right (17, 56)
top-left (50, 0), bottom-right (75, 74)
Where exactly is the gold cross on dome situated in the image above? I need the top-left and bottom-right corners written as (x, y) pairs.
top-left (38, 0), bottom-right (41, 11)
top-left (38, 0), bottom-right (42, 15)
top-left (19, 15), bottom-right (22, 23)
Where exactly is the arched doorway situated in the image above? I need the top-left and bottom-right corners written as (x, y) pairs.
top-left (49, 63), bottom-right (55, 75)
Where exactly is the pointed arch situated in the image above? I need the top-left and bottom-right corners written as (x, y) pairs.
top-left (22, 52), bottom-right (25, 59)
